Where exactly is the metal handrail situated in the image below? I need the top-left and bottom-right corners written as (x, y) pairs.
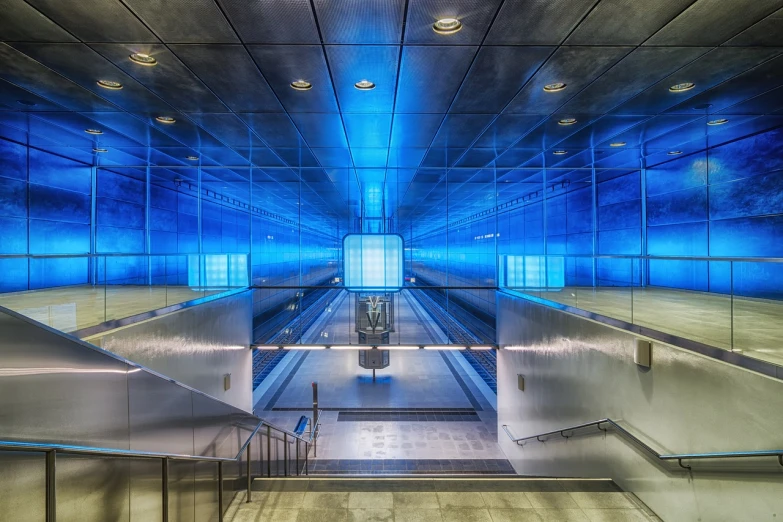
top-left (502, 420), bottom-right (783, 470)
top-left (497, 253), bottom-right (783, 263)
top-left (0, 252), bottom-right (250, 259)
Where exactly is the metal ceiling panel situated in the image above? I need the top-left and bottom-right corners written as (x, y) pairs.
top-left (505, 46), bottom-right (632, 115)
top-left (24, 0), bottom-right (158, 42)
top-left (342, 113), bottom-right (392, 148)
top-left (390, 114), bottom-right (443, 148)
top-left (0, 0), bottom-right (78, 42)
top-left (0, 78), bottom-right (66, 113)
top-left (485, 0), bottom-right (595, 45)
top-left (123, 0), bottom-right (238, 43)
top-left (557, 47), bottom-right (709, 116)
top-left (494, 148), bottom-right (541, 168)
top-left (724, 8), bottom-right (783, 46)
top-left (430, 114), bottom-right (494, 148)
top-left (169, 45), bottom-right (283, 113)
top-left (10, 43), bottom-right (171, 114)
top-left (612, 48), bottom-right (782, 116)
top-left (646, 0), bottom-right (783, 46)
top-left (352, 148), bottom-right (388, 168)
top-left (217, 0), bottom-right (319, 43)
top-left (248, 45), bottom-right (338, 113)
top-left (387, 148), bottom-right (427, 168)
top-left (311, 148), bottom-right (353, 168)
top-left (78, 112), bottom-right (182, 148)
top-left (511, 114), bottom-right (595, 150)
top-left (605, 114), bottom-right (703, 147)
top-left (239, 113), bottom-right (304, 148)
top-left (325, 46), bottom-right (400, 113)
top-left (32, 112), bottom-right (141, 147)
top-left (555, 115), bottom-right (649, 148)
top-left (313, 0), bottom-right (405, 44)
top-left (473, 115), bottom-right (546, 149)
top-left (90, 44), bottom-right (228, 113)
top-left (187, 113), bottom-right (265, 148)
top-left (395, 46), bottom-right (477, 113)
top-left (404, 0), bottom-right (503, 44)
top-left (274, 148), bottom-right (320, 168)
top-left (0, 44), bottom-right (117, 113)
top-left (718, 85), bottom-right (783, 115)
top-left (450, 47), bottom-right (553, 113)
top-left (452, 148), bottom-right (498, 168)
top-left (289, 113), bottom-right (348, 148)
top-left (565, 0), bottom-right (695, 45)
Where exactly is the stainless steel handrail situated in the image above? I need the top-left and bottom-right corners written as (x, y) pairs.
top-left (0, 253), bottom-right (250, 259)
top-left (497, 254), bottom-right (783, 263)
top-left (502, 420), bottom-right (783, 470)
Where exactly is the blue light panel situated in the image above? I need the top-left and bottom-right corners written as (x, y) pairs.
top-left (344, 234), bottom-right (403, 291)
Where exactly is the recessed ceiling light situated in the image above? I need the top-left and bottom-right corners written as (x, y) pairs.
top-left (669, 82), bottom-right (695, 93)
top-left (290, 80), bottom-right (312, 91)
top-left (543, 82), bottom-right (567, 93)
top-left (85, 128), bottom-right (103, 135)
top-left (17, 99), bottom-right (37, 106)
top-left (553, 150), bottom-right (568, 155)
top-left (129, 53), bottom-right (157, 66)
top-left (93, 148), bottom-right (108, 153)
top-left (433, 18), bottom-right (462, 35)
top-left (668, 150), bottom-right (683, 155)
top-left (558, 118), bottom-right (577, 126)
top-left (707, 118), bottom-right (729, 126)
top-left (97, 80), bottom-right (123, 90)
top-left (609, 142), bottom-right (626, 147)
top-left (186, 155), bottom-right (199, 161)
top-left (156, 116), bottom-right (176, 124)
top-left (354, 79), bottom-right (376, 90)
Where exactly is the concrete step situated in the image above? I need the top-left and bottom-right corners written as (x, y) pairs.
top-left (226, 477), bottom-right (662, 522)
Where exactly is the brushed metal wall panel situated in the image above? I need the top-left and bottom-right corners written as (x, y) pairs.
top-left (89, 290), bottom-right (253, 411)
top-left (0, 452), bottom-right (46, 522)
top-left (168, 460), bottom-right (195, 522)
top-left (194, 460), bottom-right (220, 522)
top-left (129, 459), bottom-right (163, 522)
top-left (496, 293), bottom-right (783, 522)
top-left (57, 455), bottom-right (130, 522)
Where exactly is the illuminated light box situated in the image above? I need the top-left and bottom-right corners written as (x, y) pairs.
top-left (343, 234), bottom-right (403, 291)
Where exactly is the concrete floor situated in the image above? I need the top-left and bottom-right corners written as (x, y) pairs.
top-left (226, 478), bottom-right (661, 522)
top-left (525, 286), bottom-right (783, 366)
top-left (0, 285), bottom-right (225, 333)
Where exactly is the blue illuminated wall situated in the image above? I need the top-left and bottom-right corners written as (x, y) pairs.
top-left (344, 234), bottom-right (403, 290)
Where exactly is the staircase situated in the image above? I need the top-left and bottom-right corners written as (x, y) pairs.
top-left (226, 477), bottom-right (661, 521)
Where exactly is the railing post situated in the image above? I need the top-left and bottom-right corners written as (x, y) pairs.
top-left (305, 442), bottom-right (309, 475)
top-left (46, 450), bottom-right (56, 522)
top-left (296, 439), bottom-right (300, 476)
top-left (267, 426), bottom-right (271, 478)
top-left (284, 433), bottom-right (288, 477)
top-left (246, 439), bottom-right (252, 503)
top-left (162, 458), bottom-right (169, 522)
top-left (218, 461), bottom-right (224, 522)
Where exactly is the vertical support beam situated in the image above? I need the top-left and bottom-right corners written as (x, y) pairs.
top-left (146, 162), bottom-right (152, 284)
top-left (45, 450), bottom-right (56, 522)
top-left (89, 165), bottom-right (97, 285)
top-left (162, 458), bottom-right (169, 522)
top-left (218, 461), bottom-right (224, 522)
top-left (246, 439), bottom-right (252, 502)
top-left (296, 439), bottom-right (300, 476)
top-left (283, 433), bottom-right (288, 477)
top-left (305, 442), bottom-right (309, 475)
top-left (267, 426), bottom-right (271, 478)
top-left (640, 157), bottom-right (648, 287)
top-left (312, 382), bottom-right (318, 459)
top-left (591, 150), bottom-right (598, 286)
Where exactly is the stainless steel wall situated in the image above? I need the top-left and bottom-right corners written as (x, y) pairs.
top-left (496, 292), bottom-right (783, 522)
top-left (86, 290), bottom-right (253, 412)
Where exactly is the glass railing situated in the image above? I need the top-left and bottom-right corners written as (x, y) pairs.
top-left (499, 254), bottom-right (783, 367)
top-left (0, 253), bottom-right (249, 334)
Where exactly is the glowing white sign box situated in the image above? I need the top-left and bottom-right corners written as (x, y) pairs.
top-left (343, 234), bottom-right (403, 291)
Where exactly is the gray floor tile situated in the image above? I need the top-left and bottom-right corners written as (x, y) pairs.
top-left (349, 508), bottom-right (394, 522)
top-left (582, 509), bottom-right (651, 522)
top-left (262, 491), bottom-right (306, 508)
top-left (393, 509), bottom-right (443, 522)
top-left (487, 509), bottom-right (542, 522)
top-left (440, 508), bottom-right (494, 522)
top-left (526, 492), bottom-right (580, 509)
top-left (303, 491), bottom-right (350, 509)
top-left (393, 492), bottom-right (441, 509)
top-left (569, 493), bottom-right (638, 510)
top-left (481, 492), bottom-right (533, 509)
top-left (258, 508), bottom-right (300, 522)
top-left (437, 492), bottom-right (486, 509)
top-left (535, 509), bottom-right (590, 522)
top-left (297, 508), bottom-right (349, 522)
top-left (350, 491), bottom-right (394, 509)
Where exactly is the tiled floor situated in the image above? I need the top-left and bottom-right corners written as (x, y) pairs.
top-left (0, 285), bottom-right (225, 333)
top-left (225, 478), bottom-right (662, 522)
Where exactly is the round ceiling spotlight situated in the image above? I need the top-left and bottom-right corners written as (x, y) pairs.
top-left (667, 150), bottom-right (683, 155)
top-left (93, 148), bottom-right (108, 153)
top-left (186, 155), bottom-right (199, 161)
top-left (669, 82), bottom-right (695, 93)
top-left (557, 118), bottom-right (577, 126)
top-left (97, 79), bottom-right (123, 90)
top-left (290, 80), bottom-right (312, 91)
top-left (129, 53), bottom-right (157, 66)
top-left (609, 142), bottom-right (627, 147)
top-left (553, 150), bottom-right (568, 155)
top-left (543, 82), bottom-right (567, 93)
top-left (85, 128), bottom-right (103, 135)
top-left (156, 116), bottom-right (176, 124)
top-left (17, 99), bottom-right (37, 106)
top-left (354, 79), bottom-right (376, 90)
top-left (433, 18), bottom-right (462, 35)
top-left (707, 118), bottom-right (729, 126)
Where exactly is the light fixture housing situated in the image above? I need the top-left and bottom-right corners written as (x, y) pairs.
top-left (553, 150), bottom-right (568, 155)
top-left (97, 80), bottom-right (123, 90)
top-left (85, 128), bottom-right (103, 135)
top-left (543, 82), bottom-right (567, 93)
top-left (92, 148), bottom-right (108, 153)
top-left (156, 116), bottom-right (176, 124)
top-left (290, 80), bottom-right (312, 91)
top-left (129, 53), bottom-right (157, 66)
top-left (283, 345), bottom-right (326, 350)
top-left (707, 118), bottom-right (729, 126)
top-left (354, 79), bottom-right (376, 90)
top-left (186, 155), bottom-right (199, 161)
top-left (609, 142), bottom-right (626, 147)
top-left (558, 118), bottom-right (577, 126)
top-left (433, 18), bottom-right (462, 35)
top-left (423, 345), bottom-right (465, 350)
top-left (669, 82), bottom-right (695, 92)
top-left (17, 99), bottom-right (37, 106)
top-left (468, 345), bottom-right (494, 350)
top-left (667, 150), bottom-right (683, 155)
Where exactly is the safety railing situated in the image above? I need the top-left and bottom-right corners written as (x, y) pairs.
top-left (0, 253), bottom-right (250, 335)
top-left (499, 254), bottom-right (783, 368)
top-left (0, 412), bottom-right (321, 522)
top-left (502, 420), bottom-right (783, 470)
